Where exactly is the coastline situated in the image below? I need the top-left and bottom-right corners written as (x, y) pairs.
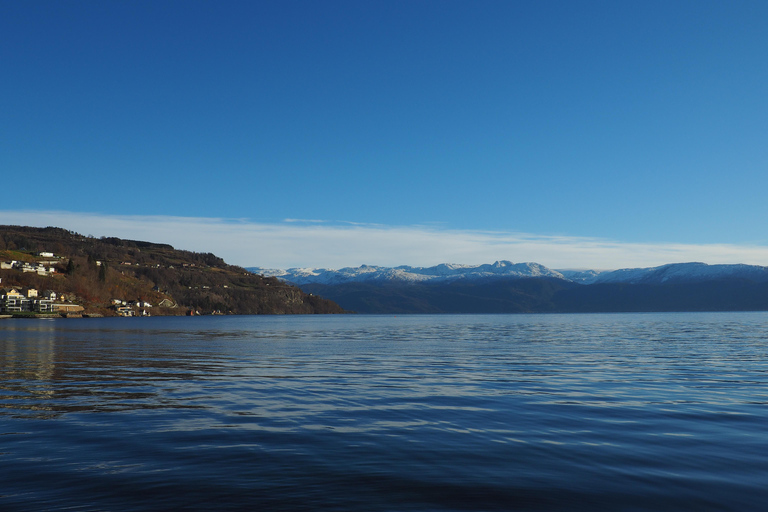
top-left (0, 312), bottom-right (100, 319)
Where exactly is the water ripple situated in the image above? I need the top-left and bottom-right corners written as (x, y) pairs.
top-left (2, 313), bottom-right (768, 510)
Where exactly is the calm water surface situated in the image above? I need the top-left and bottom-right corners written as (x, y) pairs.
top-left (2, 313), bottom-right (768, 511)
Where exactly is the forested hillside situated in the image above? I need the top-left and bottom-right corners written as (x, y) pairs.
top-left (0, 226), bottom-right (345, 316)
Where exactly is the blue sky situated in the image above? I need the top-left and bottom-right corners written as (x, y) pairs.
top-left (3, 1), bottom-right (768, 269)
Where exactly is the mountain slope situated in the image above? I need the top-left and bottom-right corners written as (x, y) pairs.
top-left (301, 278), bottom-right (575, 314)
top-left (1, 225), bottom-right (345, 315)
top-left (591, 262), bottom-right (768, 284)
top-left (553, 280), bottom-right (768, 312)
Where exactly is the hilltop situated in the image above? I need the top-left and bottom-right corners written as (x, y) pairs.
top-left (0, 226), bottom-right (345, 316)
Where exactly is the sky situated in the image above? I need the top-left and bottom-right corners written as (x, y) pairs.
top-left (2, 1), bottom-right (767, 269)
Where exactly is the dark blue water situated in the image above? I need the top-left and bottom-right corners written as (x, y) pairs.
top-left (2, 313), bottom-right (768, 511)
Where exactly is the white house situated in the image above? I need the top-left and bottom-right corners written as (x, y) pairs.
top-left (1, 287), bottom-right (30, 313)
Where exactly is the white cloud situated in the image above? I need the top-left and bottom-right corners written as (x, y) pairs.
top-left (2, 210), bottom-right (768, 270)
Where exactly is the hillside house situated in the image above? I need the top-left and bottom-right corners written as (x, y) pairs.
top-left (3, 261), bottom-right (55, 276)
top-left (115, 306), bottom-right (134, 317)
top-left (0, 287), bottom-right (59, 313)
top-left (33, 297), bottom-right (54, 312)
top-left (0, 287), bottom-right (29, 313)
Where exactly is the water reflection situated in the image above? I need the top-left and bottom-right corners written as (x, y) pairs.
top-left (0, 319), bottom-right (239, 419)
top-left (1, 322), bottom-right (57, 417)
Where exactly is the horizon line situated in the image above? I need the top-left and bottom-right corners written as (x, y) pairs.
top-left (2, 210), bottom-right (768, 270)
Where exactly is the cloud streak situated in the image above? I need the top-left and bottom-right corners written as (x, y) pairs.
top-left (2, 210), bottom-right (768, 270)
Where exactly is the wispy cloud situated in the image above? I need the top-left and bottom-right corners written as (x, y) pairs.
top-left (2, 210), bottom-right (768, 270)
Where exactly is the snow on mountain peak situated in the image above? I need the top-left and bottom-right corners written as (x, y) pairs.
top-left (248, 261), bottom-right (566, 285)
top-left (591, 262), bottom-right (768, 284)
top-left (247, 261), bottom-right (768, 287)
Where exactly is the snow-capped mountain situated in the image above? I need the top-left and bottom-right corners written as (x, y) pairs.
top-left (248, 260), bottom-right (565, 285)
top-left (589, 262), bottom-right (768, 285)
top-left (249, 261), bottom-right (768, 286)
top-left (556, 269), bottom-right (607, 284)
top-left (247, 261), bottom-right (768, 314)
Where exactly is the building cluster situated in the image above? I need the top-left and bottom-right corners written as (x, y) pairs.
top-left (0, 260), bottom-right (57, 276)
top-left (110, 297), bottom-right (177, 316)
top-left (0, 287), bottom-right (59, 313)
top-left (112, 298), bottom-right (154, 317)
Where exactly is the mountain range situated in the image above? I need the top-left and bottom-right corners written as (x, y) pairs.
top-left (249, 260), bottom-right (768, 286)
top-left (250, 260), bottom-right (564, 284)
top-left (247, 261), bottom-right (768, 314)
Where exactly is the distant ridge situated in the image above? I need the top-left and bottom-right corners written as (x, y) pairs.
top-left (590, 262), bottom-right (768, 284)
top-left (247, 261), bottom-right (768, 314)
top-left (248, 261), bottom-right (768, 286)
top-left (248, 260), bottom-right (564, 285)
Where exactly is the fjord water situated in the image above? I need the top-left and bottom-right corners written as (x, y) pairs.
top-left (2, 313), bottom-right (768, 511)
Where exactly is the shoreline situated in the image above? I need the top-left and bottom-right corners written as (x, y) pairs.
top-left (0, 313), bottom-right (101, 319)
